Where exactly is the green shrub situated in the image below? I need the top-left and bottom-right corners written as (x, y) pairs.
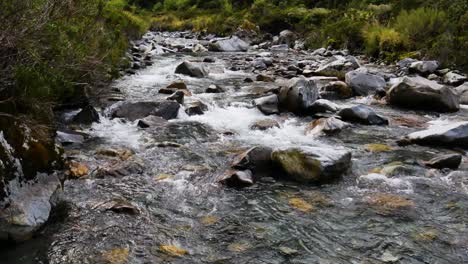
top-left (363, 25), bottom-right (408, 62)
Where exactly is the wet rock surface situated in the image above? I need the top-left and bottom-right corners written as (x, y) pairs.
top-left (3, 31), bottom-right (467, 264)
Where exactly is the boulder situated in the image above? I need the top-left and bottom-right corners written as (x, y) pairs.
top-left (308, 99), bottom-right (340, 114)
top-left (254, 95), bottom-right (279, 115)
top-left (219, 170), bottom-right (254, 188)
top-left (256, 74), bottom-right (275, 82)
top-left (345, 68), bottom-right (386, 96)
top-left (409, 60), bottom-right (440, 75)
top-left (443, 72), bottom-right (467, 86)
top-left (185, 101), bottom-right (208, 116)
top-left (137, 115), bottom-right (168, 128)
top-left (231, 146), bottom-right (273, 178)
top-left (0, 116), bottom-right (63, 241)
top-left (315, 56), bottom-right (360, 79)
top-left (166, 80), bottom-right (188, 90)
top-left (278, 77), bottom-right (319, 115)
top-left (320, 81), bottom-right (353, 99)
top-left (111, 101), bottom-right (180, 121)
top-left (175, 61), bottom-right (209, 78)
top-left (271, 146), bottom-right (352, 183)
top-left (456, 83), bottom-right (468, 104)
top-left (424, 154), bottom-right (463, 170)
top-left (305, 117), bottom-right (349, 136)
top-left (387, 76), bottom-right (459, 112)
top-left (209, 36), bottom-right (249, 52)
top-left (71, 105), bottom-right (100, 125)
top-left (166, 91), bottom-right (184, 104)
top-left (192, 43), bottom-right (208, 53)
top-left (278, 30), bottom-right (297, 47)
top-left (205, 84), bottom-right (224, 93)
top-left (203, 57), bottom-right (215, 63)
top-left (250, 119), bottom-right (280, 130)
top-left (398, 121), bottom-right (468, 148)
top-left (56, 130), bottom-right (86, 145)
top-left (338, 105), bottom-right (389, 126)
top-left (0, 173), bottom-right (61, 241)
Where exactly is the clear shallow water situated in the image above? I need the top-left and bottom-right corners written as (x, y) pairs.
top-left (2, 35), bottom-right (467, 264)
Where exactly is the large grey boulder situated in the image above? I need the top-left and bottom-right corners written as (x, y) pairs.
top-left (387, 76), bottom-right (459, 112)
top-left (278, 77), bottom-right (319, 115)
top-left (71, 105), bottom-right (100, 125)
top-left (398, 121), bottom-right (468, 148)
top-left (254, 95), bottom-right (279, 115)
top-left (456, 83), bottom-right (468, 104)
top-left (338, 105), bottom-right (388, 126)
top-left (409, 60), bottom-right (440, 75)
top-left (209, 36), bottom-right (249, 52)
top-left (111, 101), bottom-right (180, 121)
top-left (345, 68), bottom-right (386, 96)
top-left (0, 173), bottom-right (60, 241)
top-left (175, 61), bottom-right (209, 78)
top-left (272, 146), bottom-right (352, 183)
top-left (308, 99), bottom-right (340, 114)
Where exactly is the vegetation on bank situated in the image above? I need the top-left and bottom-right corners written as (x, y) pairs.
top-left (0, 0), bottom-right (151, 119)
top-left (144, 0), bottom-right (467, 70)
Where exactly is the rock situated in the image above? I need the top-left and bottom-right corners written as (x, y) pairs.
top-left (166, 80), bottom-right (188, 90)
top-left (256, 74), bottom-right (275, 82)
top-left (320, 81), bottom-right (353, 99)
top-left (305, 117), bottom-right (349, 136)
top-left (309, 99), bottom-right (340, 114)
top-left (272, 146), bottom-right (352, 183)
top-left (338, 105), bottom-right (389, 125)
top-left (456, 82), bottom-right (468, 104)
top-left (278, 30), bottom-right (297, 47)
top-left (244, 77), bottom-right (254, 83)
top-left (387, 76), bottom-right (459, 112)
top-left (315, 56), bottom-right (360, 79)
top-left (424, 154), bottom-right (463, 170)
top-left (270, 44), bottom-right (289, 51)
top-left (0, 173), bottom-right (61, 241)
top-left (175, 61), bottom-right (209, 78)
top-left (192, 43), bottom-right (208, 53)
top-left (443, 72), bottom-right (467, 86)
top-left (254, 95), bottom-right (279, 115)
top-left (397, 58), bottom-right (418, 69)
top-left (166, 91), bottom-right (184, 104)
top-left (219, 170), bottom-right (254, 188)
top-left (312, 48), bottom-right (327, 56)
top-left (231, 146), bottom-right (273, 178)
top-left (278, 77), bottom-right (319, 115)
top-left (96, 157), bottom-right (145, 178)
top-left (209, 36), bottom-right (249, 52)
top-left (185, 101), bottom-right (208, 116)
top-left (111, 101), bottom-right (180, 121)
top-left (398, 121), bottom-right (468, 148)
top-left (137, 115), bottom-right (168, 128)
top-left (97, 199), bottom-right (140, 215)
top-left (250, 119), bottom-right (280, 130)
top-left (66, 162), bottom-right (89, 178)
top-left (409, 60), bottom-right (440, 75)
top-left (71, 105), bottom-right (100, 125)
top-left (56, 130), bottom-right (85, 145)
top-left (203, 57), bottom-right (215, 63)
top-left (205, 84), bottom-right (224, 93)
top-left (345, 68), bottom-right (386, 96)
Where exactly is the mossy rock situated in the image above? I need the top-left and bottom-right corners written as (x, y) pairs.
top-left (271, 147), bottom-right (351, 183)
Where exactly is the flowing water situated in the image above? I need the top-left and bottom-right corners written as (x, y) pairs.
top-left (2, 33), bottom-right (468, 264)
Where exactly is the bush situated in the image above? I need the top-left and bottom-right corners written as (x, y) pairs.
top-left (394, 8), bottom-right (448, 46)
top-left (364, 25), bottom-right (408, 62)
